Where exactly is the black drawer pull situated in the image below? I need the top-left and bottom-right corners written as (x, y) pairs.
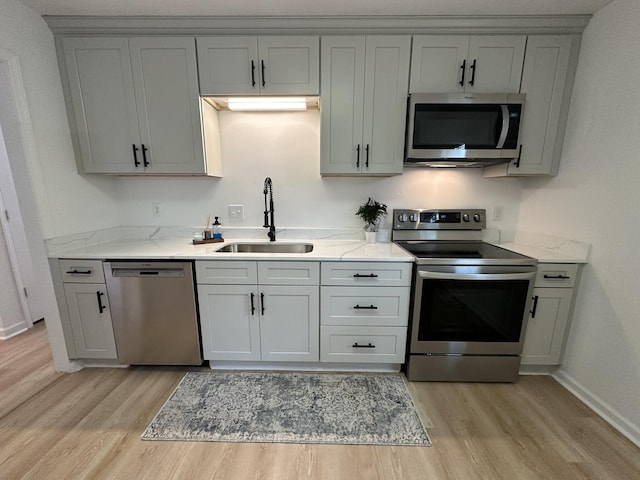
top-left (66, 269), bottom-right (92, 275)
top-left (530, 295), bottom-right (539, 318)
top-left (250, 292), bottom-right (255, 315)
top-left (96, 291), bottom-right (106, 314)
top-left (354, 305), bottom-right (378, 310)
top-left (352, 342), bottom-right (375, 349)
top-left (543, 274), bottom-right (571, 280)
top-left (353, 273), bottom-right (378, 278)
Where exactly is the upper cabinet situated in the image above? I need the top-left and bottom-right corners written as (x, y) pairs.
top-left (61, 37), bottom-right (219, 175)
top-left (196, 36), bottom-right (319, 96)
top-left (320, 36), bottom-right (411, 176)
top-left (410, 35), bottom-right (526, 93)
top-left (484, 35), bottom-right (580, 177)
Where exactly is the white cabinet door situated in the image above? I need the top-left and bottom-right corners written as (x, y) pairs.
top-left (196, 36), bottom-right (259, 95)
top-left (197, 36), bottom-right (319, 95)
top-left (198, 284), bottom-right (261, 361)
top-left (63, 283), bottom-right (117, 359)
top-left (410, 36), bottom-right (469, 93)
top-left (129, 37), bottom-right (205, 174)
top-left (258, 36), bottom-right (319, 95)
top-left (259, 285), bottom-right (320, 362)
top-left (510, 35), bottom-right (576, 175)
top-left (410, 35), bottom-right (525, 93)
top-left (467, 36), bottom-right (526, 93)
top-left (362, 36), bottom-right (411, 175)
top-left (521, 288), bottom-right (573, 365)
top-left (320, 36), bottom-right (366, 175)
top-left (320, 36), bottom-right (410, 176)
top-left (62, 37), bottom-right (140, 173)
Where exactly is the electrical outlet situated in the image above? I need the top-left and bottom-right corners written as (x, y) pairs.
top-left (152, 202), bottom-right (162, 217)
top-left (229, 204), bottom-right (244, 220)
top-left (492, 205), bottom-right (504, 222)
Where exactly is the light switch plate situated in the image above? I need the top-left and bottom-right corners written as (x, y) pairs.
top-left (229, 204), bottom-right (244, 220)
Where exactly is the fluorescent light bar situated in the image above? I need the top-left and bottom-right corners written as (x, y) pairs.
top-left (227, 97), bottom-right (307, 111)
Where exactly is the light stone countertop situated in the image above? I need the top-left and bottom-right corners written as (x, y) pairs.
top-left (51, 237), bottom-right (415, 263)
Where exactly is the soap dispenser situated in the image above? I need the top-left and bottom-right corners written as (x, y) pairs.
top-left (212, 217), bottom-right (223, 240)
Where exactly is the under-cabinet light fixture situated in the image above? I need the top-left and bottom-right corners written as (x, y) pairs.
top-left (227, 97), bottom-right (308, 111)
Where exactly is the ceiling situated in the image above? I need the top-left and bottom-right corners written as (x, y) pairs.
top-left (18, 0), bottom-right (614, 17)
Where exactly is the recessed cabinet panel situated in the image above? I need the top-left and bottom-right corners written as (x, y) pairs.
top-left (467, 36), bottom-right (526, 93)
top-left (62, 37), bottom-right (140, 173)
top-left (410, 36), bottom-right (469, 93)
top-left (258, 36), bottom-right (319, 95)
top-left (196, 37), bottom-right (258, 95)
top-left (321, 286), bottom-right (410, 327)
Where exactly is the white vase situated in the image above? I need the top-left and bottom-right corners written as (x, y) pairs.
top-left (365, 231), bottom-right (377, 244)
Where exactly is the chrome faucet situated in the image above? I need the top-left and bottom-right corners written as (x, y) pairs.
top-left (263, 177), bottom-right (276, 242)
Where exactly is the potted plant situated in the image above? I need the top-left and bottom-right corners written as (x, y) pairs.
top-left (356, 197), bottom-right (387, 243)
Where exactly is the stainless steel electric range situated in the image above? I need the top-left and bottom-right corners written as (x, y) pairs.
top-left (392, 209), bottom-right (537, 382)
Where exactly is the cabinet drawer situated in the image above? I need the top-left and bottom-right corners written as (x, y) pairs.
top-left (321, 262), bottom-right (412, 287)
top-left (196, 261), bottom-right (258, 285)
top-left (535, 263), bottom-right (579, 288)
top-left (320, 326), bottom-right (407, 363)
top-left (59, 259), bottom-right (105, 283)
top-left (258, 261), bottom-right (319, 285)
top-left (321, 286), bottom-right (410, 327)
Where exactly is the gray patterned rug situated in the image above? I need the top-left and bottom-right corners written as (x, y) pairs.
top-left (142, 371), bottom-right (431, 446)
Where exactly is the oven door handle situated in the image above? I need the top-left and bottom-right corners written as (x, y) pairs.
top-left (418, 271), bottom-right (536, 282)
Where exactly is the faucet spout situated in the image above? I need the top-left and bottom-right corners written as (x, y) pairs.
top-left (263, 177), bottom-right (276, 242)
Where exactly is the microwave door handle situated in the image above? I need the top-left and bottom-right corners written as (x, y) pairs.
top-left (419, 271), bottom-right (535, 282)
top-left (496, 104), bottom-right (510, 148)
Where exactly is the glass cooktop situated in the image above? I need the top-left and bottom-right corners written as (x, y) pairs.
top-left (394, 241), bottom-right (535, 265)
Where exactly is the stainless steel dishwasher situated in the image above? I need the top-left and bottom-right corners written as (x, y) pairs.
top-left (104, 261), bottom-right (202, 365)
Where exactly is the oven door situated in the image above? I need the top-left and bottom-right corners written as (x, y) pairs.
top-left (410, 265), bottom-right (536, 355)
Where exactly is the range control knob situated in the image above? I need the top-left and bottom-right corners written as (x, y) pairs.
top-left (409, 213), bottom-right (418, 222)
top-left (473, 214), bottom-right (482, 222)
top-left (462, 214), bottom-right (470, 222)
top-left (397, 213), bottom-right (408, 222)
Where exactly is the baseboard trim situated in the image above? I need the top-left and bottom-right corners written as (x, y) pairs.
top-left (553, 369), bottom-right (640, 448)
top-left (0, 323), bottom-right (28, 340)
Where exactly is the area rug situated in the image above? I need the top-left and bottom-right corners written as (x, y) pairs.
top-left (142, 371), bottom-right (431, 446)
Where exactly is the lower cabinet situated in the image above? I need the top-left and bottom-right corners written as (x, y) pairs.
top-left (521, 263), bottom-right (581, 366)
top-left (52, 259), bottom-right (117, 360)
top-left (320, 262), bottom-right (412, 364)
top-left (196, 261), bottom-right (320, 362)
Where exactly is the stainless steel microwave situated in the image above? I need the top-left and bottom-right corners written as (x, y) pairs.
top-left (404, 93), bottom-right (525, 167)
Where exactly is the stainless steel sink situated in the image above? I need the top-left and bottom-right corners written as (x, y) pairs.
top-left (215, 242), bottom-right (314, 254)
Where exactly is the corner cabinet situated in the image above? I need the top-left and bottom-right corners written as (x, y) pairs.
top-left (50, 259), bottom-right (117, 360)
top-left (61, 37), bottom-right (218, 175)
top-left (410, 35), bottom-right (526, 93)
top-left (484, 35), bottom-right (581, 177)
top-left (196, 261), bottom-right (320, 363)
top-left (196, 36), bottom-right (319, 96)
top-left (521, 263), bottom-right (582, 366)
top-left (320, 36), bottom-right (411, 176)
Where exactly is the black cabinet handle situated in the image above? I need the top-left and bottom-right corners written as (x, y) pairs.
top-left (469, 59), bottom-right (477, 86)
top-left (513, 145), bottom-right (523, 168)
top-left (132, 144), bottom-right (140, 167)
top-left (459, 59), bottom-right (466, 86)
top-left (353, 273), bottom-right (378, 278)
top-left (354, 305), bottom-right (378, 310)
top-left (530, 295), bottom-right (539, 318)
top-left (96, 291), bottom-right (106, 314)
top-left (260, 292), bottom-right (265, 315)
top-left (250, 292), bottom-right (255, 315)
top-left (352, 342), bottom-right (375, 349)
top-left (66, 269), bottom-right (92, 275)
top-left (365, 144), bottom-right (370, 168)
top-left (141, 144), bottom-right (149, 167)
top-left (543, 274), bottom-right (571, 280)
top-left (356, 144), bottom-right (360, 168)
top-left (251, 60), bottom-right (256, 87)
top-left (261, 60), bottom-right (266, 87)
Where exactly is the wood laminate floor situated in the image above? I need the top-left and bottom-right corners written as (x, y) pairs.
top-left (1, 322), bottom-right (639, 479)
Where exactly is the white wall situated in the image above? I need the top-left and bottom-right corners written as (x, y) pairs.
top-left (0, 222), bottom-right (24, 338)
top-left (516, 0), bottom-right (640, 444)
top-left (0, 0), bottom-right (120, 239)
top-left (116, 111), bottom-right (525, 234)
